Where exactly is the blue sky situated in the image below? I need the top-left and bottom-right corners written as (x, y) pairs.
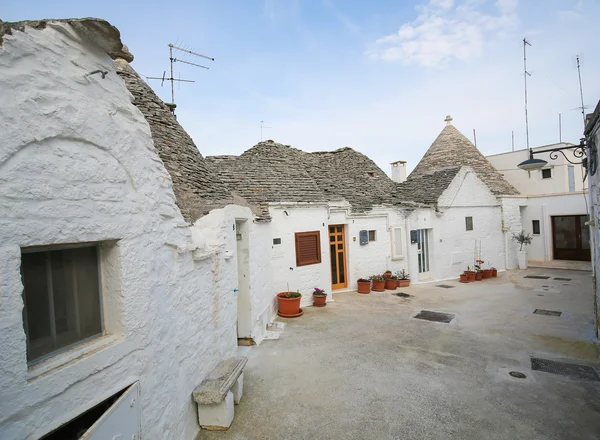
top-left (3, 0), bottom-right (599, 175)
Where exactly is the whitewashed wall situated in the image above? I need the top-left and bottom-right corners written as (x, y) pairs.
top-left (0, 24), bottom-right (237, 440)
top-left (498, 196), bottom-right (527, 269)
top-left (406, 168), bottom-right (506, 282)
top-left (586, 116), bottom-right (600, 337)
top-left (487, 145), bottom-right (587, 195)
top-left (520, 193), bottom-right (589, 261)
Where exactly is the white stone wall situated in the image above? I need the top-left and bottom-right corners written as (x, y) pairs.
top-left (498, 196), bottom-right (527, 269)
top-left (520, 193), bottom-right (589, 261)
top-left (587, 120), bottom-right (600, 337)
top-left (0, 24), bottom-right (237, 440)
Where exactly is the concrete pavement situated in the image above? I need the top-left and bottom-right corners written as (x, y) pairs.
top-left (198, 269), bottom-right (600, 440)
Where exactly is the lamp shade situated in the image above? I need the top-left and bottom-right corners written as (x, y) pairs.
top-left (518, 157), bottom-right (547, 171)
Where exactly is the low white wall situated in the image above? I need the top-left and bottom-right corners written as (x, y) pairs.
top-left (0, 24), bottom-right (236, 440)
top-left (521, 193), bottom-right (589, 261)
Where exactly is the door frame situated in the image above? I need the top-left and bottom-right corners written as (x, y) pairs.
top-left (551, 214), bottom-right (591, 261)
top-left (328, 224), bottom-right (348, 290)
top-left (416, 228), bottom-right (432, 280)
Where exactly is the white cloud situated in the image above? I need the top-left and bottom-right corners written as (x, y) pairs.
top-left (369, 0), bottom-right (518, 66)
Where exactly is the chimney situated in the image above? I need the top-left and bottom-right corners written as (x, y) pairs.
top-left (390, 160), bottom-right (407, 183)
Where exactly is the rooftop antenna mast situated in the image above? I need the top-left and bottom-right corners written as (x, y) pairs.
top-left (147, 43), bottom-right (214, 114)
top-left (523, 38), bottom-right (532, 150)
top-left (260, 120), bottom-right (272, 141)
top-left (575, 55), bottom-right (587, 129)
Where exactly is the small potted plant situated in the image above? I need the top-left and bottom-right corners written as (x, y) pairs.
top-left (512, 230), bottom-right (532, 270)
top-left (370, 274), bottom-right (385, 292)
top-left (474, 260), bottom-right (484, 281)
top-left (384, 274), bottom-right (397, 290)
top-left (357, 278), bottom-right (371, 294)
top-left (277, 290), bottom-right (303, 317)
top-left (459, 272), bottom-right (469, 283)
top-left (312, 287), bottom-right (327, 307)
top-left (490, 267), bottom-right (497, 277)
top-left (383, 270), bottom-right (393, 279)
top-left (464, 265), bottom-right (476, 282)
top-left (482, 262), bottom-right (493, 279)
top-left (395, 269), bottom-right (410, 287)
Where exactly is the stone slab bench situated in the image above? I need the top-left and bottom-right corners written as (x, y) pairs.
top-left (193, 356), bottom-right (248, 431)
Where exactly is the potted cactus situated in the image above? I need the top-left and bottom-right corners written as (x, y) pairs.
top-left (312, 287), bottom-right (327, 307)
top-left (357, 278), bottom-right (371, 294)
top-left (277, 291), bottom-right (303, 317)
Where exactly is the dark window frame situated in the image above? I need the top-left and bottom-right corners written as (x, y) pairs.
top-left (295, 231), bottom-right (321, 266)
top-left (532, 220), bottom-right (541, 235)
top-left (368, 230), bottom-right (376, 242)
top-left (465, 216), bottom-right (473, 231)
top-left (541, 168), bottom-right (552, 179)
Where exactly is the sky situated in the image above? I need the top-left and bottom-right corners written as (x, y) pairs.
top-left (3, 0), bottom-right (599, 175)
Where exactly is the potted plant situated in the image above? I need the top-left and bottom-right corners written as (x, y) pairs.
top-left (385, 274), bottom-right (397, 290)
top-left (482, 262), bottom-right (493, 279)
top-left (395, 269), bottom-right (410, 287)
top-left (512, 230), bottom-right (532, 270)
top-left (312, 287), bottom-right (327, 307)
top-left (464, 266), bottom-right (476, 282)
top-left (474, 259), bottom-right (483, 281)
top-left (490, 267), bottom-right (497, 277)
top-left (383, 270), bottom-right (393, 279)
top-left (459, 272), bottom-right (469, 283)
top-left (277, 291), bottom-right (303, 317)
top-left (370, 274), bottom-right (385, 292)
top-left (357, 278), bottom-right (371, 294)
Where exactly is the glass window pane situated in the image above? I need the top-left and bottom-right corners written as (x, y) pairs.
top-left (336, 226), bottom-right (342, 232)
top-left (330, 244), bottom-right (337, 284)
top-left (532, 220), bottom-right (540, 235)
top-left (329, 227), bottom-right (335, 233)
top-left (337, 235), bottom-right (342, 241)
top-left (329, 235), bottom-right (334, 242)
top-left (337, 243), bottom-right (343, 250)
top-left (338, 252), bottom-right (345, 283)
top-left (21, 252), bottom-right (51, 345)
top-left (554, 216), bottom-right (577, 248)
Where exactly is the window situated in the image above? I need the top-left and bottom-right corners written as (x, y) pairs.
top-left (391, 226), bottom-right (404, 260)
top-left (273, 238), bottom-right (281, 245)
top-left (568, 166), bottom-right (575, 192)
top-left (465, 216), bottom-right (473, 231)
top-left (295, 231), bottom-right (321, 266)
top-left (21, 245), bottom-right (103, 363)
top-left (532, 220), bottom-right (540, 235)
top-left (368, 230), bottom-right (376, 242)
top-left (541, 168), bottom-right (552, 179)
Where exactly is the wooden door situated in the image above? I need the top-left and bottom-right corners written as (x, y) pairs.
top-left (551, 215), bottom-right (591, 261)
top-left (329, 225), bottom-right (347, 290)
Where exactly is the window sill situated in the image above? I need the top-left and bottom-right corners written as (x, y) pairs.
top-left (27, 334), bottom-right (123, 381)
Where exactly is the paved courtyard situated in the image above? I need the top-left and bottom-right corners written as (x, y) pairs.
top-left (199, 269), bottom-right (600, 440)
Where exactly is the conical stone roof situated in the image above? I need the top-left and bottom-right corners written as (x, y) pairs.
top-left (409, 117), bottom-right (519, 196)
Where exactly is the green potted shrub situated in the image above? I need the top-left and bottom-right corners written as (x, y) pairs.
top-left (370, 274), bottom-right (385, 291)
top-left (277, 290), bottom-right (303, 317)
top-left (312, 287), bottom-right (327, 307)
top-left (395, 269), bottom-right (410, 287)
top-left (357, 278), bottom-right (371, 294)
top-left (512, 230), bottom-right (532, 270)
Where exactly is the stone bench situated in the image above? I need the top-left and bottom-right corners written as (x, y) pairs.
top-left (192, 356), bottom-right (248, 431)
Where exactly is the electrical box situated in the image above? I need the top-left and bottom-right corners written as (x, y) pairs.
top-left (359, 230), bottom-right (369, 245)
top-left (410, 230), bottom-right (418, 244)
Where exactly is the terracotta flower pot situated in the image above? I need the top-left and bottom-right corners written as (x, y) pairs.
top-left (384, 278), bottom-right (397, 290)
top-left (277, 292), bottom-right (303, 317)
top-left (383, 272), bottom-right (392, 279)
top-left (482, 269), bottom-right (492, 279)
top-left (372, 280), bottom-right (385, 291)
top-left (459, 273), bottom-right (469, 283)
top-left (475, 271), bottom-right (483, 281)
top-left (357, 281), bottom-right (371, 294)
top-left (397, 279), bottom-right (410, 288)
top-left (492, 269), bottom-right (497, 277)
top-left (465, 271), bottom-right (476, 282)
top-left (313, 294), bottom-right (326, 307)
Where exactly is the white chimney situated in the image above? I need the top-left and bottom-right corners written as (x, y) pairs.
top-left (391, 160), bottom-right (407, 183)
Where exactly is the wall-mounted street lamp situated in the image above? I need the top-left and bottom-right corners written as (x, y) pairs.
top-left (517, 138), bottom-right (597, 178)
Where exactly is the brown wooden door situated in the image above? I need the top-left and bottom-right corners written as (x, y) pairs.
top-left (329, 225), bottom-right (347, 290)
top-left (551, 215), bottom-right (591, 261)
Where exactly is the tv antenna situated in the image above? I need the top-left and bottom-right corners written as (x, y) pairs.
top-left (260, 120), bottom-right (272, 141)
top-left (575, 55), bottom-right (588, 129)
top-left (147, 43), bottom-right (214, 114)
top-left (523, 38), bottom-right (532, 150)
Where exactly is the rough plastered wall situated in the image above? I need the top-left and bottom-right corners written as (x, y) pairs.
top-left (587, 118), bottom-right (600, 337)
top-left (191, 205), bottom-right (274, 344)
top-left (521, 193), bottom-right (589, 261)
top-left (499, 196), bottom-right (527, 269)
top-left (328, 207), bottom-right (408, 283)
top-left (0, 24), bottom-right (236, 440)
top-left (409, 168), bottom-right (505, 281)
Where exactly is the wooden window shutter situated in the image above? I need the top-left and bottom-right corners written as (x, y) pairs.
top-left (295, 231), bottom-right (321, 266)
top-left (391, 226), bottom-right (404, 260)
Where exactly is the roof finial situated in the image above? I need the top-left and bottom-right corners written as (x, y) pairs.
top-left (444, 115), bottom-right (453, 125)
